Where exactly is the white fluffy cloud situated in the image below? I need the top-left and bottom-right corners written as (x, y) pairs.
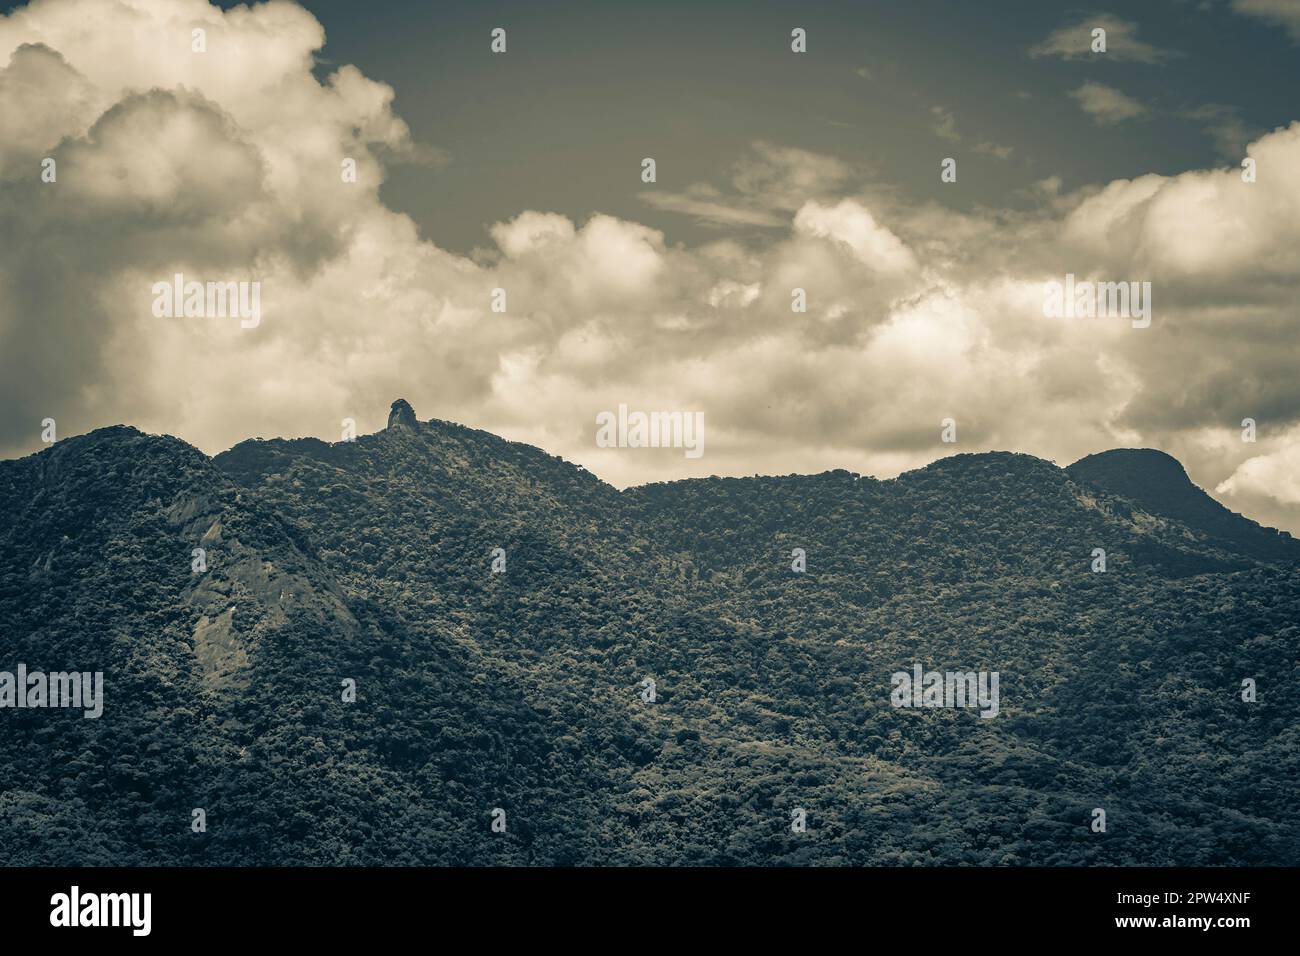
top-left (1214, 425), bottom-right (1300, 533)
top-left (1218, 433), bottom-right (1300, 505)
top-left (1, 0), bottom-right (1298, 533)
top-left (792, 199), bottom-right (917, 274)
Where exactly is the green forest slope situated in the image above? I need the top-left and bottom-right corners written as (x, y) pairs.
top-left (2, 405), bottom-right (1296, 865)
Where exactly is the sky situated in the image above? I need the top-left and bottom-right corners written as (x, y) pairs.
top-left (1, 0), bottom-right (1299, 532)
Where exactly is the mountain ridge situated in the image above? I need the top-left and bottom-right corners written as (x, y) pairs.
top-left (18, 417), bottom-right (1291, 554)
top-left (3, 403), bottom-right (1298, 865)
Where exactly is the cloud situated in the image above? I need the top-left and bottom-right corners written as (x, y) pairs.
top-left (974, 141), bottom-right (1015, 160)
top-left (792, 199), bottom-right (917, 274)
top-left (1070, 82), bottom-right (1148, 125)
top-left (1060, 122), bottom-right (1300, 281)
top-left (1, 0), bottom-right (1298, 537)
top-left (641, 141), bottom-right (853, 227)
top-left (59, 90), bottom-right (265, 219)
top-left (489, 211), bottom-right (576, 259)
top-left (930, 106), bottom-right (961, 143)
top-left (1030, 14), bottom-right (1179, 62)
top-left (1217, 433), bottom-right (1300, 505)
top-left (1181, 103), bottom-right (1256, 161)
top-left (929, 106), bottom-right (1014, 159)
top-left (0, 43), bottom-right (102, 161)
top-left (1231, 0), bottom-right (1300, 42)
top-left (638, 185), bottom-right (785, 228)
top-left (0, 0), bottom-right (435, 454)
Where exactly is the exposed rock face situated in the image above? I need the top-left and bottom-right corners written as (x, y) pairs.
top-left (387, 398), bottom-right (418, 430)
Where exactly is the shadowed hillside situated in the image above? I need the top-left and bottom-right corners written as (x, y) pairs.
top-left (2, 404), bottom-right (1297, 865)
top-left (1067, 448), bottom-right (1300, 564)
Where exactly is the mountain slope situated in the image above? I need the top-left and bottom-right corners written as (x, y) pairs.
top-left (1068, 448), bottom-right (1300, 564)
top-left (617, 453), bottom-right (1300, 864)
top-left (3, 407), bottom-right (1298, 865)
top-left (0, 424), bottom-right (648, 864)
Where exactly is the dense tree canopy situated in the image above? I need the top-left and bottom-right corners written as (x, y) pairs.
top-left (1, 416), bottom-right (1296, 865)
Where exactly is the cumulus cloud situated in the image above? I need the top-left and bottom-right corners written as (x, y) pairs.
top-left (0, 43), bottom-right (101, 159)
top-left (791, 199), bottom-right (917, 274)
top-left (1217, 432), bottom-right (1300, 504)
top-left (1060, 123), bottom-right (1300, 282)
top-left (1213, 425), bottom-right (1300, 533)
top-left (1, 0), bottom-right (1298, 535)
top-left (489, 211), bottom-right (576, 259)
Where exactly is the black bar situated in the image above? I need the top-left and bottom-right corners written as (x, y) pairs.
top-left (0, 866), bottom-right (1285, 940)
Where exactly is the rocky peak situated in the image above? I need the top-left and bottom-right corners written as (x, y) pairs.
top-left (387, 399), bottom-right (418, 430)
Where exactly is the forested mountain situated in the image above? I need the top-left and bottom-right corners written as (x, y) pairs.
top-left (1068, 448), bottom-right (1300, 564)
top-left (2, 402), bottom-right (1297, 865)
